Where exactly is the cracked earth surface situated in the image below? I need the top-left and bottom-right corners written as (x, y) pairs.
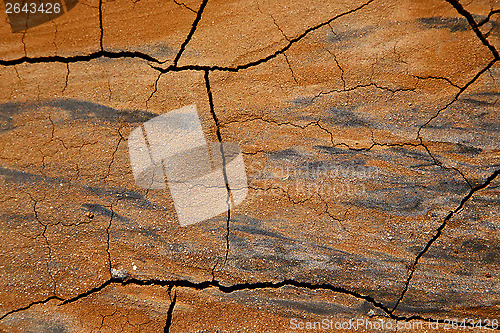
top-left (0, 0), bottom-right (499, 331)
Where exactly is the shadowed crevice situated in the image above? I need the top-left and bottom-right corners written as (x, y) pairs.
top-left (164, 289), bottom-right (177, 333)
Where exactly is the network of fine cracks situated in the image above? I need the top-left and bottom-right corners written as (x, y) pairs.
top-left (0, 0), bottom-right (499, 329)
top-left (392, 0), bottom-right (500, 316)
top-left (390, 168), bottom-right (500, 314)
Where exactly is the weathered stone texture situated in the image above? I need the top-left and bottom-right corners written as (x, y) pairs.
top-left (0, 0), bottom-right (499, 331)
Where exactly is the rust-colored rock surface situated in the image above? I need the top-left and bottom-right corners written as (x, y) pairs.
top-left (0, 0), bottom-right (499, 331)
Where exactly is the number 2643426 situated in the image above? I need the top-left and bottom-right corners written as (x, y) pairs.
top-left (6, 2), bottom-right (61, 14)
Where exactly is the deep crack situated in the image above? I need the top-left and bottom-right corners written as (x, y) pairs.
top-left (444, 0), bottom-right (499, 59)
top-left (391, 168), bottom-right (500, 313)
top-left (1, 0), bottom-right (375, 75)
top-left (0, 296), bottom-right (64, 321)
top-left (204, 70), bottom-right (231, 272)
top-left (164, 289), bottom-right (177, 333)
top-left (98, 0), bottom-right (104, 51)
top-left (43, 276), bottom-right (500, 330)
top-left (416, 58), bottom-right (498, 138)
top-left (417, 0), bottom-right (500, 139)
top-left (1, 0), bottom-right (498, 328)
top-left (172, 0), bottom-right (209, 66)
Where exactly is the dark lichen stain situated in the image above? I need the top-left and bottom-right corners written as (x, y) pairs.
top-left (313, 145), bottom-right (356, 155)
top-left (43, 99), bottom-right (156, 123)
top-left (233, 224), bottom-right (291, 241)
top-left (454, 143), bottom-right (482, 156)
top-left (419, 16), bottom-right (469, 32)
top-left (325, 26), bottom-right (375, 45)
top-left (81, 203), bottom-right (128, 222)
top-left (0, 166), bottom-right (60, 185)
top-left (461, 239), bottom-right (500, 264)
top-left (357, 191), bottom-right (424, 215)
top-left (269, 299), bottom-right (349, 316)
top-left (26, 320), bottom-right (70, 333)
top-left (269, 148), bottom-right (303, 160)
top-left (324, 107), bottom-right (371, 127)
top-left (0, 99), bottom-right (157, 133)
